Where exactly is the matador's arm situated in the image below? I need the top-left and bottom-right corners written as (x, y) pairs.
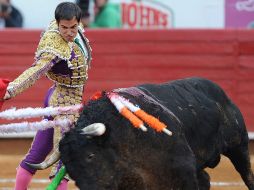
top-left (7, 53), bottom-right (58, 98)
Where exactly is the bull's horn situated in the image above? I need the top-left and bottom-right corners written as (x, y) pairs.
top-left (25, 149), bottom-right (60, 170)
top-left (80, 123), bottom-right (106, 136)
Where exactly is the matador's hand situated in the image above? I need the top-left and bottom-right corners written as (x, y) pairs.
top-left (3, 91), bottom-right (10, 100)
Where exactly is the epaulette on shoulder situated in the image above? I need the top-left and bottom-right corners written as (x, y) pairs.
top-left (35, 30), bottom-right (72, 61)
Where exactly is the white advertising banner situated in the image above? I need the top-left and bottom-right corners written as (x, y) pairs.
top-left (103, 0), bottom-right (225, 29)
top-left (12, 0), bottom-right (224, 29)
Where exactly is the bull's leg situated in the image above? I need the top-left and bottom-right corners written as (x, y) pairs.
top-left (118, 170), bottom-right (146, 190)
top-left (197, 170), bottom-right (210, 190)
top-left (167, 137), bottom-right (200, 190)
top-left (224, 145), bottom-right (254, 190)
top-left (167, 150), bottom-right (199, 189)
top-left (172, 164), bottom-right (200, 190)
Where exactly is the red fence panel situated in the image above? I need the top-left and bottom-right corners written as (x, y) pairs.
top-left (0, 29), bottom-right (253, 131)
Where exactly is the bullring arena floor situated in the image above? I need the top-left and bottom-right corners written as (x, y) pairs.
top-left (0, 139), bottom-right (253, 190)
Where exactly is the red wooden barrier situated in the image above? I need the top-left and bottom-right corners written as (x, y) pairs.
top-left (0, 29), bottom-right (253, 131)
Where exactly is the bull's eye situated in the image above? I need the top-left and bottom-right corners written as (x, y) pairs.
top-left (86, 153), bottom-right (95, 162)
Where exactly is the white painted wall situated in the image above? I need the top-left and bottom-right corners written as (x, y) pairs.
top-left (168, 0), bottom-right (225, 28)
top-left (11, 0), bottom-right (224, 29)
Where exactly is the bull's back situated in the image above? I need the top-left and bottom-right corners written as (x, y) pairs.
top-left (136, 77), bottom-right (248, 167)
top-left (138, 77), bottom-right (230, 106)
top-left (136, 77), bottom-right (229, 135)
top-left (137, 77), bottom-right (246, 139)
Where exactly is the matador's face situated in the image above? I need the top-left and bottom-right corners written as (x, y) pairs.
top-left (58, 17), bottom-right (79, 42)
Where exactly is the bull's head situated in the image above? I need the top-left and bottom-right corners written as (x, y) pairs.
top-left (60, 122), bottom-right (123, 190)
top-left (25, 123), bottom-right (106, 171)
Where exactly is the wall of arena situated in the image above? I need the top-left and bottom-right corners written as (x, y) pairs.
top-left (0, 29), bottom-right (254, 132)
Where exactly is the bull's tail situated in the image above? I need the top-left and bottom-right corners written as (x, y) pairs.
top-left (224, 144), bottom-right (254, 190)
top-left (217, 95), bottom-right (254, 190)
top-left (222, 103), bottom-right (254, 190)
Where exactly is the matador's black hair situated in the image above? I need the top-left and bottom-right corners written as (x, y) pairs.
top-left (55, 2), bottom-right (82, 23)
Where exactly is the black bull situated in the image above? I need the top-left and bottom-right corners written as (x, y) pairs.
top-left (59, 77), bottom-right (254, 190)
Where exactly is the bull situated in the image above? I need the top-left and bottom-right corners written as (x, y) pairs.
top-left (58, 77), bottom-right (254, 189)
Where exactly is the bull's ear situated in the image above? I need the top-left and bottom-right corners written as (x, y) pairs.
top-left (80, 123), bottom-right (106, 136)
